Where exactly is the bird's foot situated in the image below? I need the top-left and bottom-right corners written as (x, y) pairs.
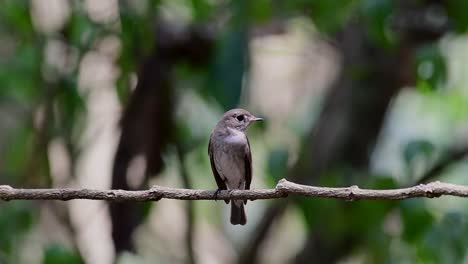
top-left (214, 189), bottom-right (222, 201)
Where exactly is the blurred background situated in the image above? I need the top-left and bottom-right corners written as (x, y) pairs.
top-left (1, 0), bottom-right (468, 263)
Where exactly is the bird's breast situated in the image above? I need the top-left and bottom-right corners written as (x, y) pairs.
top-left (212, 129), bottom-right (248, 189)
top-left (223, 128), bottom-right (247, 146)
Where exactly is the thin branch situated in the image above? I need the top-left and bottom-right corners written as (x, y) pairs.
top-left (416, 147), bottom-right (468, 184)
top-left (1, 179), bottom-right (468, 201)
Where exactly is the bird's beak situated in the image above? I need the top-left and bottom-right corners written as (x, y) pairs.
top-left (251, 117), bottom-right (263, 122)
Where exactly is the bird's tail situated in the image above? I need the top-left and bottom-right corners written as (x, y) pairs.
top-left (230, 202), bottom-right (246, 225)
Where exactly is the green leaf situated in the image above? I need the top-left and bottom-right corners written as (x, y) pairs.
top-left (0, 202), bottom-right (36, 255)
top-left (3, 123), bottom-right (34, 181)
top-left (55, 79), bottom-right (86, 139)
top-left (414, 45), bottom-right (446, 90)
top-left (116, 2), bottom-right (158, 105)
top-left (191, 0), bottom-right (214, 21)
top-left (308, 0), bottom-right (356, 33)
top-left (175, 119), bottom-right (199, 151)
top-left (65, 13), bottom-right (96, 50)
top-left (139, 201), bottom-right (154, 220)
top-left (295, 195), bottom-right (344, 235)
top-left (115, 74), bottom-right (132, 105)
top-left (206, 0), bottom-right (248, 110)
top-left (417, 212), bottom-right (468, 263)
top-left (347, 200), bottom-right (395, 234)
top-left (346, 178), bottom-right (397, 235)
top-left (267, 148), bottom-right (289, 185)
top-left (437, 212), bottom-right (468, 261)
top-left (250, 0), bottom-right (273, 23)
top-left (0, 0), bottom-right (34, 37)
top-left (402, 139), bottom-right (435, 175)
top-left (400, 199), bottom-right (434, 243)
top-left (360, 0), bottom-right (397, 49)
top-left (447, 0), bottom-right (468, 33)
top-left (0, 44), bottom-right (42, 104)
top-left (42, 244), bottom-right (84, 264)
top-left (344, 177), bottom-right (397, 235)
top-left (119, 5), bottom-right (155, 60)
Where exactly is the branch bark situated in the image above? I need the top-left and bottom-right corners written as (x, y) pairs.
top-left (1, 179), bottom-right (468, 201)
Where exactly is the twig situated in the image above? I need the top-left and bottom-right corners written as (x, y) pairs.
top-left (1, 179), bottom-right (468, 201)
top-left (416, 147), bottom-right (468, 184)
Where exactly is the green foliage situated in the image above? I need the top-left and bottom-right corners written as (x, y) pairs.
top-left (0, 43), bottom-right (43, 105)
top-left (418, 212), bottom-right (468, 263)
top-left (342, 177), bottom-right (398, 234)
top-left (403, 139), bottom-right (434, 164)
top-left (42, 244), bottom-right (84, 264)
top-left (115, 2), bottom-right (159, 104)
top-left (359, 0), bottom-right (397, 49)
top-left (400, 199), bottom-right (435, 243)
top-left (403, 140), bottom-right (435, 167)
top-left (250, 0), bottom-right (273, 23)
top-left (267, 148), bottom-right (289, 185)
top-left (191, 0), bottom-right (216, 22)
top-left (0, 202), bottom-right (35, 256)
top-left (296, 175), bottom-right (398, 242)
top-left (446, 0), bottom-right (468, 33)
top-left (0, 0), bottom-right (33, 38)
top-left (3, 123), bottom-right (34, 181)
top-left (65, 12), bottom-right (96, 50)
top-left (139, 201), bottom-right (155, 220)
top-left (403, 139), bottom-right (435, 179)
top-left (2, 0), bottom-right (468, 262)
top-left (55, 80), bottom-right (86, 139)
top-left (415, 45), bottom-right (447, 91)
top-left (308, 0), bottom-right (357, 33)
top-left (207, 0), bottom-right (248, 110)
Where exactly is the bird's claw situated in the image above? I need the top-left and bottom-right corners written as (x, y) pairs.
top-left (214, 189), bottom-right (222, 201)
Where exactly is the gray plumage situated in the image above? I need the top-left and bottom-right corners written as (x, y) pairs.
top-left (208, 109), bottom-right (262, 225)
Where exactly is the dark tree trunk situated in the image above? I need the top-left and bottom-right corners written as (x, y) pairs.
top-left (110, 22), bottom-right (213, 254)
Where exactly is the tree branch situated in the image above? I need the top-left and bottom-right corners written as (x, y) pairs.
top-left (1, 179), bottom-right (468, 201)
top-left (416, 147), bottom-right (468, 184)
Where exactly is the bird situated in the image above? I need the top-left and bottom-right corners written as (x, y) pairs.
top-left (208, 108), bottom-right (263, 225)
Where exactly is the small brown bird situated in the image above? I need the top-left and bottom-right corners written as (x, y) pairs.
top-left (208, 108), bottom-right (263, 225)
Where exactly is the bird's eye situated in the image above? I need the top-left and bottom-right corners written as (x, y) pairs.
top-left (236, 115), bottom-right (244, 121)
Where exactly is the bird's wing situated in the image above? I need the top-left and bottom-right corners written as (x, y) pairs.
top-left (245, 137), bottom-right (252, 190)
top-left (208, 136), bottom-right (228, 192)
top-left (244, 137), bottom-right (252, 205)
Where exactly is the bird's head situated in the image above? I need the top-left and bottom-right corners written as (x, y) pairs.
top-left (220, 108), bottom-right (263, 132)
